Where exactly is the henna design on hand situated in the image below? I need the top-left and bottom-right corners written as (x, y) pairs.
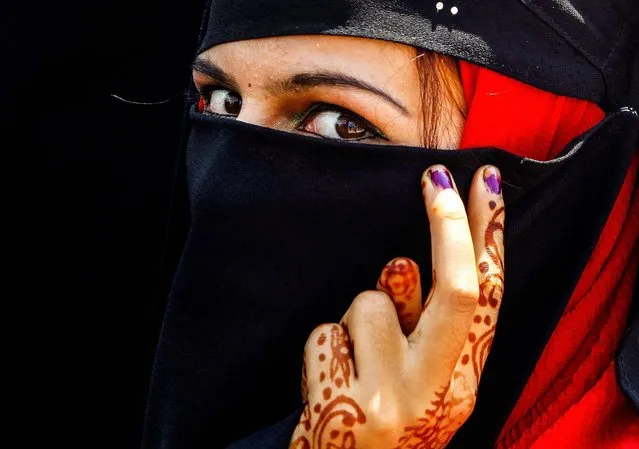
top-left (394, 375), bottom-right (474, 449)
top-left (292, 325), bottom-right (366, 449)
top-left (294, 201), bottom-right (505, 449)
top-left (313, 395), bottom-right (366, 449)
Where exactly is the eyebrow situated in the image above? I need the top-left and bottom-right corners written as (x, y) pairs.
top-left (282, 72), bottom-right (408, 115)
top-left (192, 58), bottom-right (409, 115)
top-left (192, 58), bottom-right (240, 91)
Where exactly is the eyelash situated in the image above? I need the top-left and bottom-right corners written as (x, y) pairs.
top-left (194, 85), bottom-right (386, 141)
top-left (295, 103), bottom-right (386, 140)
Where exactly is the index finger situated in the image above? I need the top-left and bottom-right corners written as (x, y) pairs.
top-left (408, 166), bottom-right (479, 384)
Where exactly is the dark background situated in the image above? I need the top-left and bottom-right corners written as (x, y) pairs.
top-left (3, 1), bottom-right (205, 447)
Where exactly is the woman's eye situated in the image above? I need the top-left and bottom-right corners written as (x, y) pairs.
top-left (299, 110), bottom-right (376, 140)
top-left (197, 88), bottom-right (242, 117)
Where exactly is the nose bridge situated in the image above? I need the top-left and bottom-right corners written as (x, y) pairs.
top-left (235, 95), bottom-right (272, 127)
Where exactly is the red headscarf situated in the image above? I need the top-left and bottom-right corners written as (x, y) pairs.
top-left (458, 62), bottom-right (639, 448)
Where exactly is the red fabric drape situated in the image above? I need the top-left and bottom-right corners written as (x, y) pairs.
top-left (458, 62), bottom-right (639, 448)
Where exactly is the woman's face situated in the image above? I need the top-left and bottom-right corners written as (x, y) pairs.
top-left (193, 35), bottom-right (464, 148)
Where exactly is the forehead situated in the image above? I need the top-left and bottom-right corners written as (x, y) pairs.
top-left (199, 35), bottom-right (418, 87)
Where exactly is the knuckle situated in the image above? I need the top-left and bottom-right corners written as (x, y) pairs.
top-left (349, 291), bottom-right (398, 330)
top-left (432, 202), bottom-right (467, 223)
top-left (351, 290), bottom-right (393, 316)
top-left (445, 290), bottom-right (479, 314)
top-left (457, 285), bottom-right (480, 303)
top-left (448, 280), bottom-right (479, 306)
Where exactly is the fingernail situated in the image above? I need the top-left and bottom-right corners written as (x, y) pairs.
top-left (428, 168), bottom-right (453, 190)
top-left (483, 166), bottom-right (502, 194)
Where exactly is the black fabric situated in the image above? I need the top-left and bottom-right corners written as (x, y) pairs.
top-left (617, 269), bottom-right (639, 412)
top-left (199, 0), bottom-right (639, 110)
top-left (224, 408), bottom-right (303, 449)
top-left (142, 107), bottom-right (638, 449)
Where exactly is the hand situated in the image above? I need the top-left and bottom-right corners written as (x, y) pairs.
top-left (290, 165), bottom-right (505, 449)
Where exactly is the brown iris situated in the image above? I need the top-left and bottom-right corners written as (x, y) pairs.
top-left (335, 115), bottom-right (366, 139)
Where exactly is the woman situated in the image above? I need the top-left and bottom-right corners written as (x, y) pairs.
top-left (143, 1), bottom-right (639, 448)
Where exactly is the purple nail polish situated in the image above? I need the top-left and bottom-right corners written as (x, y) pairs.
top-left (483, 167), bottom-right (502, 194)
top-left (428, 168), bottom-right (454, 189)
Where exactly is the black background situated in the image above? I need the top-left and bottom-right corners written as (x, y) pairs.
top-left (3, 1), bottom-right (205, 447)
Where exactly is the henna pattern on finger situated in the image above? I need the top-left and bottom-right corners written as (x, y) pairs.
top-left (461, 206), bottom-right (505, 377)
top-left (470, 326), bottom-right (496, 378)
top-left (484, 206), bottom-right (505, 274)
top-left (378, 258), bottom-right (420, 328)
top-left (378, 258), bottom-right (419, 299)
top-left (330, 325), bottom-right (353, 388)
top-left (300, 402), bottom-right (312, 432)
top-left (290, 436), bottom-right (311, 449)
top-left (292, 325), bottom-right (366, 449)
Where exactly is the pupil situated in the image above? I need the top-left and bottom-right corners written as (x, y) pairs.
top-left (224, 93), bottom-right (242, 115)
top-left (335, 115), bottom-right (366, 139)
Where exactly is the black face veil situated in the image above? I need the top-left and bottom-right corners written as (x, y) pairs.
top-left (143, 1), bottom-right (639, 448)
